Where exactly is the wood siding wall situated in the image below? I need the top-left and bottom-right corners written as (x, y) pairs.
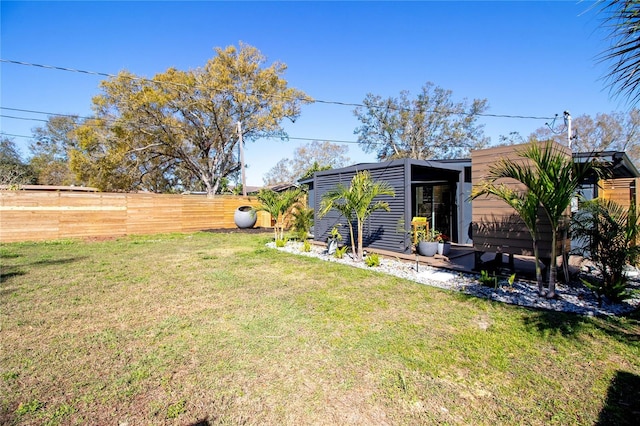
top-left (471, 143), bottom-right (570, 258)
top-left (600, 178), bottom-right (640, 211)
top-left (313, 164), bottom-right (407, 253)
top-left (0, 191), bottom-right (271, 243)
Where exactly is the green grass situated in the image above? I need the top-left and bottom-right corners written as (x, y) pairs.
top-left (1, 231), bottom-right (639, 425)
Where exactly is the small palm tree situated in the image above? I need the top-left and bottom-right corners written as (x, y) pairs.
top-left (253, 188), bottom-right (302, 241)
top-left (471, 181), bottom-right (545, 294)
top-left (319, 170), bottom-right (395, 261)
top-left (291, 205), bottom-right (314, 240)
top-left (475, 141), bottom-right (606, 298)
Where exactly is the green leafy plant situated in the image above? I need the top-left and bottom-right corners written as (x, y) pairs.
top-left (365, 252), bottom-right (380, 267)
top-left (292, 206), bottom-right (314, 241)
top-left (166, 399), bottom-right (187, 419)
top-left (302, 240), bottom-right (311, 252)
top-left (334, 245), bottom-right (348, 259)
top-left (571, 198), bottom-right (640, 303)
top-left (275, 238), bottom-right (287, 248)
top-left (479, 270), bottom-right (498, 288)
top-left (15, 399), bottom-right (44, 416)
top-left (328, 226), bottom-right (343, 242)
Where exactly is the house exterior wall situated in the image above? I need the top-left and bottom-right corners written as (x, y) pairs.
top-left (311, 159), bottom-right (469, 255)
top-left (471, 142), bottom-right (570, 259)
top-left (600, 177), bottom-right (639, 211)
top-left (312, 162), bottom-right (408, 253)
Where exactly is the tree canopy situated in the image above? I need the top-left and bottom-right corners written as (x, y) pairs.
top-left (263, 141), bottom-right (351, 185)
top-left (0, 137), bottom-right (36, 186)
top-left (353, 82), bottom-right (489, 161)
top-left (71, 43), bottom-right (312, 196)
top-left (30, 115), bottom-right (80, 186)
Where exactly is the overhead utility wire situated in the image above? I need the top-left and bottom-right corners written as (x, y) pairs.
top-left (1, 107), bottom-right (90, 120)
top-left (0, 114), bottom-right (49, 123)
top-left (1, 59), bottom-right (556, 121)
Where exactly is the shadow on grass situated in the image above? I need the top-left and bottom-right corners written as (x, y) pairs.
top-left (596, 370), bottom-right (640, 426)
top-left (522, 309), bottom-right (592, 338)
top-left (522, 307), bottom-right (640, 344)
top-left (0, 267), bottom-right (26, 283)
top-left (0, 257), bottom-right (88, 285)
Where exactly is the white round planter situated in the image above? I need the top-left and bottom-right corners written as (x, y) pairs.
top-left (417, 241), bottom-right (438, 257)
top-left (234, 206), bottom-right (257, 228)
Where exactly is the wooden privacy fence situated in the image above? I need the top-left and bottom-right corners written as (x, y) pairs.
top-left (0, 190), bottom-right (272, 243)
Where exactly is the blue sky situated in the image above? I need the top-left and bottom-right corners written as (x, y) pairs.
top-left (0, 0), bottom-right (625, 186)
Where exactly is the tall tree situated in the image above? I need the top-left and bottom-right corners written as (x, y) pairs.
top-left (353, 82), bottom-right (489, 161)
top-left (71, 43), bottom-right (312, 196)
top-left (531, 111), bottom-right (640, 165)
top-left (0, 137), bottom-right (36, 186)
top-left (29, 115), bottom-right (80, 186)
top-left (319, 170), bottom-right (395, 261)
top-left (263, 141), bottom-right (350, 185)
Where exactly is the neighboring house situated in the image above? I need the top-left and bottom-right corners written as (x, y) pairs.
top-left (304, 144), bottom-right (639, 265)
top-left (300, 158), bottom-right (473, 254)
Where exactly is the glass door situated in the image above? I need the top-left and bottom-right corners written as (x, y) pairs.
top-left (413, 183), bottom-right (455, 241)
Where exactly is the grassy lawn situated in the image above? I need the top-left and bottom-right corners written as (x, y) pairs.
top-left (1, 232), bottom-right (639, 425)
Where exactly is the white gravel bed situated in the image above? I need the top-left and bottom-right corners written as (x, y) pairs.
top-left (268, 241), bottom-right (640, 317)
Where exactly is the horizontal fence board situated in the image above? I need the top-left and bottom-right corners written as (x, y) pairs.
top-left (0, 191), bottom-right (271, 242)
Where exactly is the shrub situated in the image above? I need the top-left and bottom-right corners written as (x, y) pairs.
top-left (571, 198), bottom-right (639, 303)
top-left (292, 206), bottom-right (314, 241)
top-left (334, 245), bottom-right (348, 259)
top-left (479, 270), bottom-right (498, 288)
top-left (365, 253), bottom-right (380, 267)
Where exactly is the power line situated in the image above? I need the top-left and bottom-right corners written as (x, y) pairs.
top-left (0, 114), bottom-right (49, 123)
top-left (1, 107), bottom-right (90, 120)
top-left (1, 58), bottom-right (557, 121)
top-left (1, 132), bottom-right (33, 139)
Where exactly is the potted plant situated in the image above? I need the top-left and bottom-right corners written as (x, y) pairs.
top-left (415, 228), bottom-right (438, 257)
top-left (327, 226), bottom-right (342, 255)
top-left (436, 231), bottom-right (451, 256)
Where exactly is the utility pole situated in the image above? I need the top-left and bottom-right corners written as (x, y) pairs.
top-left (236, 121), bottom-right (247, 196)
top-left (564, 111), bottom-right (572, 148)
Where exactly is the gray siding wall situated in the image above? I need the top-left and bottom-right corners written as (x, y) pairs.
top-left (313, 164), bottom-right (409, 254)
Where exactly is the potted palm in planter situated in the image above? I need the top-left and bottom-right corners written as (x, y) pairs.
top-left (415, 228), bottom-right (438, 257)
top-left (436, 231), bottom-right (451, 256)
